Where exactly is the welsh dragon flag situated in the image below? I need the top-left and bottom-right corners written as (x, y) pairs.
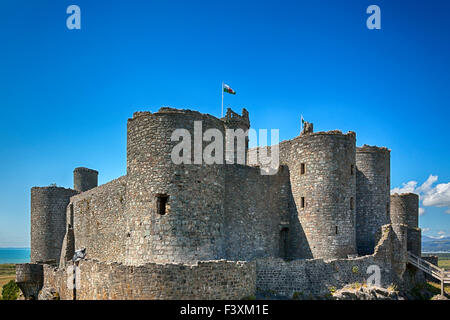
top-left (223, 84), bottom-right (236, 95)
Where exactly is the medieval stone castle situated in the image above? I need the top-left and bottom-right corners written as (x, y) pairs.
top-left (16, 107), bottom-right (422, 299)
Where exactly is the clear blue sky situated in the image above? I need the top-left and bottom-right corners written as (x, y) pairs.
top-left (0, 0), bottom-right (449, 247)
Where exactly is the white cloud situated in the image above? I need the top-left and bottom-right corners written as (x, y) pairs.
top-left (422, 227), bottom-right (430, 233)
top-left (416, 175), bottom-right (438, 194)
top-left (427, 235), bottom-right (446, 239)
top-left (391, 181), bottom-right (417, 194)
top-left (422, 182), bottom-right (450, 207)
top-left (391, 174), bottom-right (450, 215)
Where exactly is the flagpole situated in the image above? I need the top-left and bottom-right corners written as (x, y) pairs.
top-left (221, 82), bottom-right (224, 118)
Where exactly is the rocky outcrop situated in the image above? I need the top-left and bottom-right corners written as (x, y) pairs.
top-left (332, 285), bottom-right (404, 300)
top-left (38, 287), bottom-right (60, 300)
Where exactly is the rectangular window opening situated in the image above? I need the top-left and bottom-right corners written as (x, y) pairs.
top-left (156, 194), bottom-right (169, 215)
top-left (351, 164), bottom-right (354, 175)
top-left (301, 197), bottom-right (305, 208)
top-left (350, 197), bottom-right (354, 210)
top-left (301, 163), bottom-right (306, 175)
top-left (335, 226), bottom-right (338, 235)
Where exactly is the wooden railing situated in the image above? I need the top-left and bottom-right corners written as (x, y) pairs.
top-left (407, 251), bottom-right (450, 295)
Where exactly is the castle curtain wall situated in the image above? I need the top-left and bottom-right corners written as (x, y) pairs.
top-left (70, 176), bottom-right (127, 263)
top-left (223, 164), bottom-right (291, 261)
top-left (42, 259), bottom-right (255, 300)
top-left (255, 224), bottom-right (406, 298)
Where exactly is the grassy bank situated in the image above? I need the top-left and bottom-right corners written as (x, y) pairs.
top-left (427, 281), bottom-right (450, 296)
top-left (0, 264), bottom-right (16, 299)
top-left (439, 259), bottom-right (450, 269)
top-left (437, 253), bottom-right (450, 270)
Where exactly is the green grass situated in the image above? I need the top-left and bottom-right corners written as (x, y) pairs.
top-left (0, 264), bottom-right (16, 299)
top-left (438, 258), bottom-right (450, 270)
top-left (0, 264), bottom-right (16, 276)
top-left (427, 281), bottom-right (450, 296)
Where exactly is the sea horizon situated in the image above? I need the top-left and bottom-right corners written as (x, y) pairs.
top-left (0, 247), bottom-right (30, 264)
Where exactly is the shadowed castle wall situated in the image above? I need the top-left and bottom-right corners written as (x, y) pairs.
top-left (31, 187), bottom-right (78, 264)
top-left (247, 131), bottom-right (357, 260)
top-left (355, 145), bottom-right (391, 256)
top-left (256, 224), bottom-right (406, 298)
top-left (16, 263), bottom-right (44, 300)
top-left (279, 131), bottom-right (357, 259)
top-left (223, 164), bottom-right (291, 261)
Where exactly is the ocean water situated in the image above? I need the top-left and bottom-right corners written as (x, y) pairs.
top-left (0, 248), bottom-right (30, 264)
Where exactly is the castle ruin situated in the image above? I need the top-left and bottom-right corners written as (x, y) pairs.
top-left (16, 107), bottom-right (422, 299)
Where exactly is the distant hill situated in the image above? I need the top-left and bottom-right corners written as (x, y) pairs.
top-left (422, 235), bottom-right (450, 253)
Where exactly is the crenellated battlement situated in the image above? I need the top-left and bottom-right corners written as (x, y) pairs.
top-left (221, 107), bottom-right (250, 128)
top-left (357, 144), bottom-right (390, 153)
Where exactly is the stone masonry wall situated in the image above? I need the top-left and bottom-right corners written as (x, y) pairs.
top-left (39, 224), bottom-right (408, 300)
top-left (248, 131), bottom-right (357, 260)
top-left (390, 193), bottom-right (421, 257)
top-left (256, 224), bottom-right (405, 298)
top-left (42, 264), bottom-right (72, 299)
top-left (73, 167), bottom-right (99, 192)
top-left (16, 263), bottom-right (44, 299)
top-left (224, 164), bottom-right (291, 261)
top-left (355, 145), bottom-right (391, 256)
top-left (125, 108), bottom-right (227, 265)
top-left (407, 228), bottom-right (421, 257)
top-left (31, 187), bottom-right (79, 263)
top-left (70, 176), bottom-right (127, 263)
top-left (281, 131), bottom-right (357, 259)
top-left (42, 259), bottom-right (255, 300)
top-left (390, 193), bottom-right (419, 228)
top-left (256, 256), bottom-right (392, 298)
top-left (221, 108), bottom-right (250, 165)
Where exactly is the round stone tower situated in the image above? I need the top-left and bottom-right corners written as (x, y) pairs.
top-left (390, 193), bottom-right (419, 227)
top-left (390, 193), bottom-right (421, 256)
top-left (288, 130), bottom-right (357, 259)
top-left (125, 108), bottom-right (227, 265)
top-left (355, 145), bottom-right (391, 256)
top-left (73, 167), bottom-right (98, 192)
top-left (30, 186), bottom-right (78, 264)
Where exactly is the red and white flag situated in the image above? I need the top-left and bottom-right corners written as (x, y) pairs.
top-left (223, 84), bottom-right (236, 95)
